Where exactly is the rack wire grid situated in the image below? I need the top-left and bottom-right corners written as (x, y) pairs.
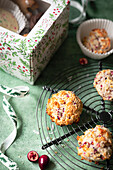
top-left (36, 61), bottom-right (113, 170)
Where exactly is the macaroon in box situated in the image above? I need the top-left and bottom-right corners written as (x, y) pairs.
top-left (0, 0), bottom-right (70, 84)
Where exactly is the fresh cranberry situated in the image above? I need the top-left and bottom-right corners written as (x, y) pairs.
top-left (79, 58), bottom-right (88, 65)
top-left (27, 151), bottom-right (39, 162)
top-left (38, 155), bottom-right (50, 170)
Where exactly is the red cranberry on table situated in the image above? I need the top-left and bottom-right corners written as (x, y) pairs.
top-left (27, 151), bottom-right (39, 162)
top-left (79, 58), bottom-right (88, 65)
top-left (38, 155), bottom-right (50, 170)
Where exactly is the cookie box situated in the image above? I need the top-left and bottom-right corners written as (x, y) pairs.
top-left (0, 0), bottom-right (70, 84)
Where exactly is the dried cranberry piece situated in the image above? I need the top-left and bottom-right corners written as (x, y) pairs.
top-left (79, 58), bottom-right (88, 65)
top-left (57, 116), bottom-right (60, 120)
top-left (111, 71), bottom-right (113, 75)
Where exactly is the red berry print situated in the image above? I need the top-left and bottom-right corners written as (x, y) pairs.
top-left (79, 58), bottom-right (88, 65)
top-left (17, 65), bottom-right (21, 69)
top-left (67, 0), bottom-right (70, 4)
top-left (7, 47), bottom-right (11, 50)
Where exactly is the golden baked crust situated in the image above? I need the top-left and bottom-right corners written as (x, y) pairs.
top-left (46, 90), bottom-right (83, 126)
top-left (77, 125), bottom-right (113, 162)
top-left (83, 28), bottom-right (111, 54)
top-left (94, 69), bottom-right (113, 100)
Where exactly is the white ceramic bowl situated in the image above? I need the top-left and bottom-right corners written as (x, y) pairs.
top-left (0, 0), bottom-right (27, 33)
top-left (76, 18), bottom-right (113, 60)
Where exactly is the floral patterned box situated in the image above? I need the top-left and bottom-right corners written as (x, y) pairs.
top-left (0, 0), bottom-right (70, 84)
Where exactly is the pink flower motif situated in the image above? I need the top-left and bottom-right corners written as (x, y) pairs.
top-left (35, 40), bottom-right (37, 42)
top-left (28, 40), bottom-right (30, 42)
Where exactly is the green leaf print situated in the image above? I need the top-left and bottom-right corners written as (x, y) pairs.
top-left (15, 40), bottom-right (27, 55)
top-left (57, 4), bottom-right (64, 9)
top-left (9, 164), bottom-right (16, 167)
top-left (19, 58), bottom-right (30, 68)
top-left (5, 54), bottom-right (7, 59)
top-left (0, 157), bottom-right (7, 163)
top-left (6, 43), bottom-right (11, 48)
top-left (12, 52), bottom-right (17, 57)
top-left (3, 42), bottom-right (6, 46)
top-left (8, 105), bottom-right (13, 112)
top-left (49, 13), bottom-right (54, 18)
top-left (1, 85), bottom-right (7, 90)
top-left (12, 119), bottom-right (17, 126)
top-left (19, 40), bottom-right (27, 53)
top-left (10, 92), bottom-right (21, 96)
top-left (10, 115), bottom-right (17, 119)
top-left (7, 89), bottom-right (12, 93)
top-left (12, 61), bottom-right (16, 66)
top-left (53, 0), bottom-right (57, 3)
top-left (61, 0), bottom-right (66, 5)
top-left (13, 39), bottom-right (20, 43)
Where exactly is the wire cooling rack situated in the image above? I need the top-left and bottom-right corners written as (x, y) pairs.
top-left (36, 61), bottom-right (113, 170)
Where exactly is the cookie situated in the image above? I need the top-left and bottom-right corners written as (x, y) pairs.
top-left (0, 8), bottom-right (18, 32)
top-left (77, 125), bottom-right (113, 162)
top-left (83, 28), bottom-right (111, 54)
top-left (94, 69), bottom-right (113, 100)
top-left (46, 90), bottom-right (83, 126)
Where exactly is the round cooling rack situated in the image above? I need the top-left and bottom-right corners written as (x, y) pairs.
top-left (36, 61), bottom-right (113, 170)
